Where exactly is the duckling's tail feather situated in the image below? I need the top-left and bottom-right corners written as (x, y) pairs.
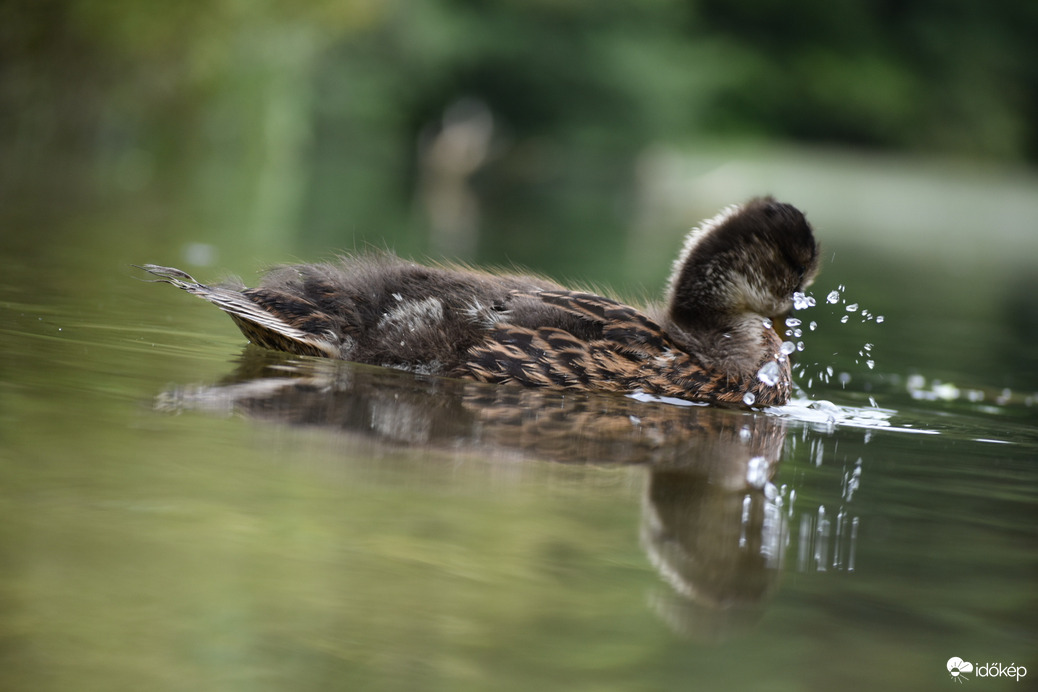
top-left (135, 264), bottom-right (339, 358)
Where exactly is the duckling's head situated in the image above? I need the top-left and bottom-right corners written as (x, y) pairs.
top-left (666, 197), bottom-right (819, 330)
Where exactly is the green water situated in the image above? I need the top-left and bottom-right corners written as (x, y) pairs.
top-left (1, 190), bottom-right (1036, 692)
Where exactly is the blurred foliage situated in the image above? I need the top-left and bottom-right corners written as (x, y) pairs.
top-left (1, 0), bottom-right (1036, 275)
top-left (695, 0), bottom-right (1038, 159)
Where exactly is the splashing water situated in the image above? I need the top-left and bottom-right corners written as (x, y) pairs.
top-left (793, 292), bottom-right (816, 310)
top-left (775, 287), bottom-right (1036, 418)
top-left (767, 397), bottom-right (908, 433)
top-left (784, 283), bottom-right (886, 398)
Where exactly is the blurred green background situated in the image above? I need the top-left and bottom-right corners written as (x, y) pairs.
top-left (3, 0), bottom-right (1036, 282)
top-left (2, 5), bottom-right (1037, 691)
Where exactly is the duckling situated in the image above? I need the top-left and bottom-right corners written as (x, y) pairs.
top-left (139, 196), bottom-right (819, 406)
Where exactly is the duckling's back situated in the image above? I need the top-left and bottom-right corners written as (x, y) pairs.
top-left (140, 250), bottom-right (792, 406)
top-left (141, 256), bottom-right (622, 377)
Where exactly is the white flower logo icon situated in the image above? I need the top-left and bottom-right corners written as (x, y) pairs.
top-left (947, 657), bottom-right (973, 683)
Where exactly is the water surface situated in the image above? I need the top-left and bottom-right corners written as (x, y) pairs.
top-left (1, 210), bottom-right (1036, 692)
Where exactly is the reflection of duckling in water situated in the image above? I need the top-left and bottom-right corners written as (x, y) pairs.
top-left (156, 352), bottom-right (790, 636)
top-left (140, 196), bottom-right (819, 406)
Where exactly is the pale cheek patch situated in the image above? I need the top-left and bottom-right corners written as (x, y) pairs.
top-left (730, 272), bottom-right (791, 317)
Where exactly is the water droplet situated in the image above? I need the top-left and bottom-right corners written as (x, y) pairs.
top-left (826, 290), bottom-right (840, 304)
top-left (863, 343), bottom-right (873, 351)
top-left (809, 321), bottom-right (818, 331)
top-left (796, 341), bottom-right (805, 351)
top-left (845, 303), bottom-right (859, 313)
top-left (866, 360), bottom-right (875, 369)
top-left (792, 328), bottom-right (802, 338)
top-left (875, 316), bottom-right (885, 324)
top-left (786, 317), bottom-right (802, 328)
top-left (742, 392), bottom-right (756, 406)
top-left (840, 315), bottom-right (849, 323)
top-left (757, 361), bottom-right (782, 387)
top-left (780, 341), bottom-right (796, 355)
top-left (761, 318), bottom-right (773, 329)
top-left (793, 292), bottom-right (816, 310)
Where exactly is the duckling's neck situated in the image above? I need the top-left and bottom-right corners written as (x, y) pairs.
top-left (657, 308), bottom-right (780, 377)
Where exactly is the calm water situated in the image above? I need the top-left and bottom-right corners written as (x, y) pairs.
top-left (1, 207), bottom-right (1036, 692)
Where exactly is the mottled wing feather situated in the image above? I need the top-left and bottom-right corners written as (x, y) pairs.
top-left (461, 290), bottom-right (696, 395)
top-left (528, 291), bottom-right (669, 354)
top-left (461, 288), bottom-right (792, 405)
